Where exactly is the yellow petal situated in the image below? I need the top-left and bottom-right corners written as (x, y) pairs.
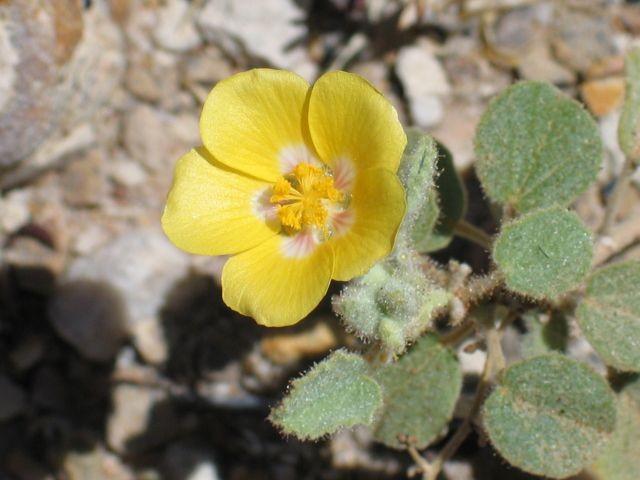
top-left (200, 69), bottom-right (311, 182)
top-left (221, 235), bottom-right (334, 327)
top-left (307, 70), bottom-right (407, 173)
top-left (329, 168), bottom-right (406, 281)
top-left (162, 148), bottom-right (277, 255)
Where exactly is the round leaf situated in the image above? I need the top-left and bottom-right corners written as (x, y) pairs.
top-left (589, 378), bottom-right (640, 480)
top-left (577, 261), bottom-right (640, 372)
top-left (493, 207), bottom-right (593, 299)
top-left (483, 354), bottom-right (617, 479)
top-left (270, 351), bottom-right (382, 440)
top-left (373, 335), bottom-right (462, 449)
top-left (475, 81), bottom-right (602, 213)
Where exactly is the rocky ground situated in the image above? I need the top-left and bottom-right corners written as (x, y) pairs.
top-left (1, 0), bottom-right (639, 479)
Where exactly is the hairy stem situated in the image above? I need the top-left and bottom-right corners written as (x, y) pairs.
top-left (410, 324), bottom-right (505, 480)
top-left (453, 219), bottom-right (493, 250)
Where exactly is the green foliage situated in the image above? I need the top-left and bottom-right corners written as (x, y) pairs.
top-left (270, 351), bottom-right (382, 440)
top-left (521, 310), bottom-right (568, 358)
top-left (589, 376), bottom-right (640, 480)
top-left (482, 354), bottom-right (617, 479)
top-left (475, 81), bottom-right (602, 213)
top-left (413, 142), bottom-right (467, 252)
top-left (397, 129), bottom-right (439, 250)
top-left (577, 261), bottom-right (640, 372)
top-left (493, 207), bottom-right (593, 299)
top-left (334, 255), bottom-right (450, 354)
top-left (372, 335), bottom-right (462, 449)
top-left (619, 48), bottom-right (640, 162)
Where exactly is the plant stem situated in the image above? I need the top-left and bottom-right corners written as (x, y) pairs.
top-left (410, 326), bottom-right (505, 480)
top-left (600, 156), bottom-right (635, 236)
top-left (453, 220), bottom-right (493, 250)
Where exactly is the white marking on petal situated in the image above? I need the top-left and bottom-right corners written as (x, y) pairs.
top-left (332, 156), bottom-right (356, 192)
top-left (281, 230), bottom-right (320, 258)
top-left (330, 209), bottom-right (354, 237)
top-left (253, 186), bottom-right (280, 230)
top-left (278, 144), bottom-right (322, 174)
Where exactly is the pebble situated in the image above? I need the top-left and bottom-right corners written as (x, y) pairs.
top-left (51, 228), bottom-right (189, 363)
top-left (63, 446), bottom-right (134, 480)
top-left (198, 0), bottom-right (316, 81)
top-left (580, 77), bottom-right (625, 117)
top-left (396, 41), bottom-right (450, 128)
top-left (0, 189), bottom-right (31, 234)
top-left (163, 441), bottom-right (222, 480)
top-left (107, 383), bottom-right (180, 454)
top-left (153, 0), bottom-right (202, 53)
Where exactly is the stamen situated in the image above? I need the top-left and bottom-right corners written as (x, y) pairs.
top-left (269, 162), bottom-right (345, 236)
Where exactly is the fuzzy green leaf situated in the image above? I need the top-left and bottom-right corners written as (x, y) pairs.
top-left (270, 351), bottom-right (382, 440)
top-left (493, 207), bottom-right (593, 299)
top-left (475, 81), bottom-right (602, 213)
top-left (373, 335), bottom-right (462, 449)
top-left (414, 142), bottom-right (467, 252)
top-left (577, 261), bottom-right (640, 372)
top-left (397, 129), bottom-right (438, 249)
top-left (589, 376), bottom-right (640, 480)
top-left (619, 49), bottom-right (640, 163)
top-left (483, 354), bottom-right (617, 479)
top-left (521, 310), bottom-right (569, 358)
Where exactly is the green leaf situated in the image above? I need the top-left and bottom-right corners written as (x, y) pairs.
top-left (482, 354), bottom-right (617, 479)
top-left (475, 81), bottom-right (602, 213)
top-left (493, 207), bottom-right (593, 299)
top-left (577, 261), bottom-right (640, 372)
top-left (414, 142), bottom-right (467, 252)
top-left (372, 335), bottom-right (462, 449)
top-left (521, 310), bottom-right (569, 358)
top-left (397, 129), bottom-right (438, 250)
top-left (589, 376), bottom-right (640, 480)
top-left (270, 351), bottom-right (382, 440)
top-left (619, 48), bottom-right (640, 162)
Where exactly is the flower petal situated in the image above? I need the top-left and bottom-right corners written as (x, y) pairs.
top-left (162, 148), bottom-right (277, 256)
top-left (329, 168), bottom-right (406, 281)
top-left (221, 235), bottom-right (334, 327)
top-left (307, 70), bottom-right (407, 173)
top-left (200, 68), bottom-right (311, 182)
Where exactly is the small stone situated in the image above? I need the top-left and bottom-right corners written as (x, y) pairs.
top-left (0, 375), bottom-right (26, 421)
top-left (61, 151), bottom-right (107, 208)
top-left (198, 0), bottom-right (316, 80)
top-left (260, 322), bottom-right (338, 365)
top-left (108, 155), bottom-right (148, 187)
top-left (551, 9), bottom-right (618, 74)
top-left (107, 384), bottom-right (180, 454)
top-left (63, 446), bottom-right (134, 480)
top-left (49, 280), bottom-right (130, 362)
top-left (153, 0), bottom-right (202, 53)
top-left (0, 190), bottom-right (31, 234)
top-left (124, 105), bottom-right (198, 172)
top-left (431, 100), bottom-right (484, 170)
top-left (580, 77), bottom-right (625, 117)
top-left (58, 228), bottom-right (189, 362)
top-left (125, 50), bottom-right (180, 105)
top-left (132, 317), bottom-right (169, 365)
top-left (9, 336), bottom-right (45, 372)
top-left (4, 237), bottom-right (64, 294)
top-left (518, 34), bottom-right (575, 85)
top-left (184, 45), bottom-right (234, 86)
top-left (163, 442), bottom-right (221, 480)
top-left (396, 41), bottom-right (450, 128)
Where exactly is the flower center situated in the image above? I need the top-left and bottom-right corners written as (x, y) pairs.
top-left (270, 163), bottom-right (344, 235)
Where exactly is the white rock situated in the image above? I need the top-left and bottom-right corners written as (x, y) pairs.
top-left (198, 0), bottom-right (316, 80)
top-left (0, 189), bottom-right (31, 233)
top-left (107, 383), bottom-right (178, 453)
top-left (154, 0), bottom-right (202, 53)
top-left (51, 228), bottom-right (190, 362)
top-left (396, 41), bottom-right (451, 128)
top-left (124, 105), bottom-right (199, 172)
top-left (164, 442), bottom-right (222, 480)
top-left (108, 155), bottom-right (148, 187)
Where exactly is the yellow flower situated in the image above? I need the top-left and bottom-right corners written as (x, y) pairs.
top-left (162, 69), bottom-right (406, 327)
